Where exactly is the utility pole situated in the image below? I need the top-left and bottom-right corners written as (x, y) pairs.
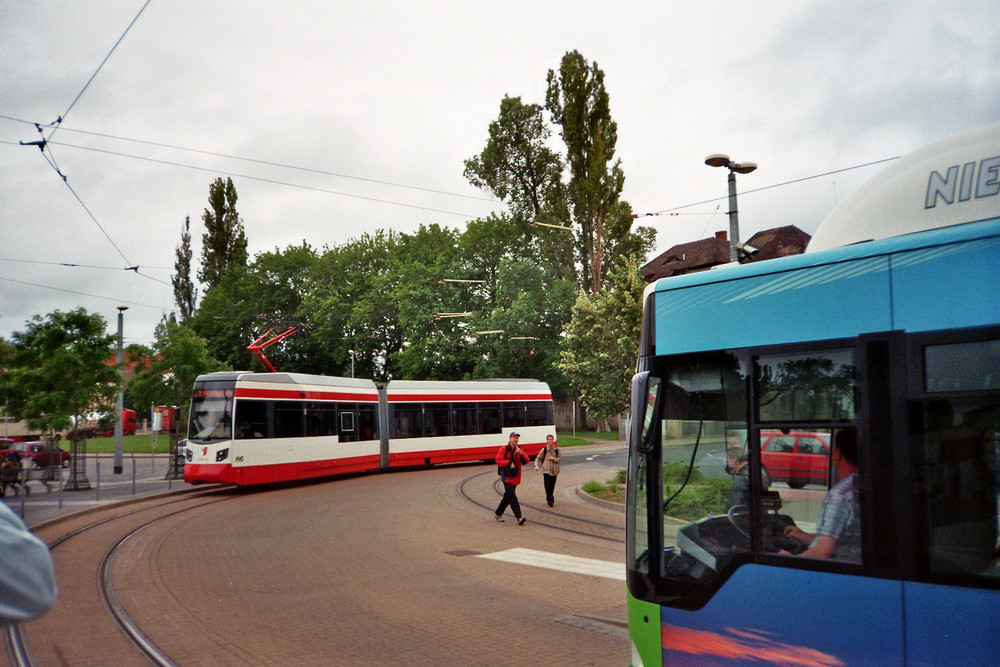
top-left (113, 306), bottom-right (128, 474)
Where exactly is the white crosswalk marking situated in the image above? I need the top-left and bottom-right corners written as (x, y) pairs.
top-left (477, 547), bottom-right (625, 580)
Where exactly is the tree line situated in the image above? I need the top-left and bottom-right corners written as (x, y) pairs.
top-left (1, 50), bottom-right (654, 444)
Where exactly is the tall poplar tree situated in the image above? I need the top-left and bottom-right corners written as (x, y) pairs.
top-left (546, 50), bottom-right (650, 292)
top-left (172, 216), bottom-right (197, 321)
top-left (198, 177), bottom-right (248, 289)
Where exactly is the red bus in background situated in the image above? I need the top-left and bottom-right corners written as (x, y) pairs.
top-left (73, 409), bottom-right (137, 438)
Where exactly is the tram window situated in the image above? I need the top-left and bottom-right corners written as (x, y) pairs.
top-left (526, 402), bottom-right (551, 426)
top-left (305, 402), bottom-right (336, 437)
top-left (478, 405), bottom-right (502, 434)
top-left (925, 339), bottom-right (1000, 392)
top-left (273, 401), bottom-right (305, 438)
top-left (424, 405), bottom-right (451, 437)
top-left (339, 410), bottom-right (356, 440)
top-left (757, 349), bottom-right (855, 422)
top-left (503, 403), bottom-right (525, 428)
top-left (357, 405), bottom-right (378, 441)
top-left (393, 404), bottom-right (423, 438)
top-left (912, 397), bottom-right (1000, 578)
top-left (453, 406), bottom-right (477, 436)
top-left (235, 399), bottom-right (268, 439)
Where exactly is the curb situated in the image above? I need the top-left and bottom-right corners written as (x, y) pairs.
top-left (574, 486), bottom-right (625, 513)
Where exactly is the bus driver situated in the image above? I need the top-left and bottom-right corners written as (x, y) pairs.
top-left (781, 427), bottom-right (861, 562)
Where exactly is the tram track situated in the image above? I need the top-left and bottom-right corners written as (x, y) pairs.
top-left (6, 487), bottom-right (236, 667)
top-left (457, 469), bottom-right (625, 544)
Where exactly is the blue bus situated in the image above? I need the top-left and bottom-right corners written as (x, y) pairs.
top-left (626, 123), bottom-right (1000, 666)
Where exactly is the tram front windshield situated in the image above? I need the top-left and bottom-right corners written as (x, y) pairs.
top-left (189, 384), bottom-right (234, 443)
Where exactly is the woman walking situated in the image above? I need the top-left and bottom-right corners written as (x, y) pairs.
top-left (534, 434), bottom-right (561, 506)
top-left (494, 432), bottom-right (529, 525)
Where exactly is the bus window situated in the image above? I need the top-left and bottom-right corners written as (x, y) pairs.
top-left (912, 336), bottom-right (1000, 578)
top-left (757, 349), bottom-right (855, 422)
top-left (655, 354), bottom-right (748, 583)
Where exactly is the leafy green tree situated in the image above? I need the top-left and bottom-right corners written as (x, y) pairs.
top-left (172, 215), bottom-right (197, 321)
top-left (546, 50), bottom-right (654, 292)
top-left (464, 96), bottom-right (565, 222)
top-left (198, 177), bottom-right (248, 289)
top-left (472, 260), bottom-right (575, 394)
top-left (464, 99), bottom-right (575, 284)
top-left (190, 242), bottom-right (329, 374)
top-left (558, 255), bottom-right (646, 425)
top-left (389, 224), bottom-right (477, 380)
top-left (0, 309), bottom-right (119, 488)
top-left (305, 231), bottom-right (405, 382)
top-left (188, 264), bottom-right (256, 371)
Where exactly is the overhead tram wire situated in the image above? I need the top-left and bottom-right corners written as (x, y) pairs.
top-left (0, 257), bottom-right (172, 272)
top-left (0, 276), bottom-right (168, 312)
top-left (37, 138), bottom-right (488, 219)
top-left (6, 2), bottom-right (156, 284)
top-left (1, 115), bottom-right (499, 205)
top-left (0, 256), bottom-right (174, 287)
top-left (633, 156), bottom-right (900, 219)
top-left (43, 0), bottom-right (153, 142)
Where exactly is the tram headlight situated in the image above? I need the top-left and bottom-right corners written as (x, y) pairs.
top-left (216, 448), bottom-right (229, 462)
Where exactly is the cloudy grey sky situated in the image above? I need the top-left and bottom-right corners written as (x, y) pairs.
top-left (2, 1), bottom-right (998, 346)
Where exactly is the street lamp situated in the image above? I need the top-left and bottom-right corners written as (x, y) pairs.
top-left (705, 153), bottom-right (757, 262)
top-left (113, 306), bottom-right (128, 474)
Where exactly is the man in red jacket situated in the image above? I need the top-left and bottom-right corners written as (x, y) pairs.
top-left (494, 432), bottom-right (529, 525)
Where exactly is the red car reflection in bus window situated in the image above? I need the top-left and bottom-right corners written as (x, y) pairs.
top-left (760, 431), bottom-right (830, 489)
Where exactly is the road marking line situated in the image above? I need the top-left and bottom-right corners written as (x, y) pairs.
top-left (477, 547), bottom-right (625, 581)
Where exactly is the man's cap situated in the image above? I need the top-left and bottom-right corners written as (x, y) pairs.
top-left (509, 432), bottom-right (520, 437)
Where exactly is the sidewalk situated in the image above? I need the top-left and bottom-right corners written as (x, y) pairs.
top-left (1, 453), bottom-right (189, 528)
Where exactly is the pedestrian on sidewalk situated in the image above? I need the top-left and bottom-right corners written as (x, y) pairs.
top-left (534, 434), bottom-right (561, 507)
top-left (494, 432), bottom-right (529, 525)
top-left (1, 451), bottom-right (23, 498)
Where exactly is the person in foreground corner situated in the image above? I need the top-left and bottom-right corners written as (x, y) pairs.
top-left (494, 432), bottom-right (529, 525)
top-left (1, 500), bottom-right (57, 625)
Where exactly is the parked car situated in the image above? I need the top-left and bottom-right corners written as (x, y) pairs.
top-left (175, 439), bottom-right (187, 468)
top-left (2, 441), bottom-right (71, 468)
top-left (760, 431), bottom-right (830, 489)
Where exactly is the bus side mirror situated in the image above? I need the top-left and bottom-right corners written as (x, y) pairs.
top-left (631, 372), bottom-right (661, 454)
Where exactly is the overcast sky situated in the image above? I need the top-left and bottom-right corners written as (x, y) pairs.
top-left (2, 1), bottom-right (998, 347)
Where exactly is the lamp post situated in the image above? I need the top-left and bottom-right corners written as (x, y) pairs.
top-left (113, 306), bottom-right (128, 474)
top-left (705, 154), bottom-right (757, 262)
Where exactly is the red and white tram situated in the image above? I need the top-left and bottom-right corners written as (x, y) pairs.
top-left (183, 372), bottom-right (556, 486)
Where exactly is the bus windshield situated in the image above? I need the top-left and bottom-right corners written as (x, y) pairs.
top-left (188, 386), bottom-right (234, 443)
